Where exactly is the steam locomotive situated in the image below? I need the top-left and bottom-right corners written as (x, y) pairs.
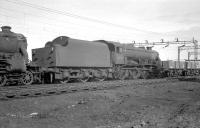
top-left (0, 26), bottom-right (34, 86)
top-left (1, 26), bottom-right (199, 86)
top-left (32, 36), bottom-right (161, 83)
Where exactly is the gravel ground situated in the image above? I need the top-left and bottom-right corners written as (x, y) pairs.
top-left (0, 80), bottom-right (200, 128)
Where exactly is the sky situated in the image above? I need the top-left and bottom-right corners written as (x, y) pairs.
top-left (0, 0), bottom-right (200, 60)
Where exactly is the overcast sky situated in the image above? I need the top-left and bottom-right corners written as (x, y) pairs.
top-left (0, 0), bottom-right (200, 60)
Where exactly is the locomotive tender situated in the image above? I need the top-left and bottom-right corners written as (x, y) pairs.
top-left (32, 36), bottom-right (161, 83)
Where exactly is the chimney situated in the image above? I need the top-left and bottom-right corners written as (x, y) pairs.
top-left (146, 47), bottom-right (152, 50)
top-left (1, 26), bottom-right (11, 32)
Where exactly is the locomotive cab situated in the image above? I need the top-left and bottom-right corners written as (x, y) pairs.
top-left (113, 43), bottom-right (124, 65)
top-left (95, 40), bottom-right (125, 65)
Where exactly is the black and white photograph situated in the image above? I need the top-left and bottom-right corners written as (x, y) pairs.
top-left (0, 0), bottom-right (200, 127)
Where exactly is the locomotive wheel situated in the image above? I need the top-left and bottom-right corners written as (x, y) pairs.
top-left (113, 71), bottom-right (120, 79)
top-left (167, 72), bottom-right (170, 77)
top-left (118, 69), bottom-right (127, 80)
top-left (141, 71), bottom-right (149, 79)
top-left (131, 69), bottom-right (140, 79)
top-left (113, 67), bottom-right (121, 79)
top-left (21, 71), bottom-right (34, 85)
top-left (0, 75), bottom-right (7, 86)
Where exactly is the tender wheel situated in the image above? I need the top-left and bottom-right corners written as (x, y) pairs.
top-left (94, 70), bottom-right (107, 82)
top-left (60, 77), bottom-right (70, 84)
top-left (21, 71), bottom-right (34, 85)
top-left (78, 70), bottom-right (90, 82)
top-left (95, 77), bottom-right (106, 82)
top-left (0, 75), bottom-right (7, 86)
top-left (79, 77), bottom-right (90, 83)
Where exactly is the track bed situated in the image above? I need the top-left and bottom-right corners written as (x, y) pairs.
top-left (0, 79), bottom-right (173, 100)
top-left (1, 79), bottom-right (200, 127)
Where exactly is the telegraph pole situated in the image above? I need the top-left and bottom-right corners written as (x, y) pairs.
top-left (178, 45), bottom-right (185, 61)
top-left (133, 38), bottom-right (199, 61)
top-left (193, 38), bottom-right (198, 60)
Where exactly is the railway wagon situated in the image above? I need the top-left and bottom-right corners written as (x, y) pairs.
top-left (0, 26), bottom-right (33, 86)
top-left (185, 61), bottom-right (200, 75)
top-left (161, 60), bottom-right (200, 77)
top-left (32, 36), bottom-right (112, 83)
top-left (162, 61), bottom-right (186, 77)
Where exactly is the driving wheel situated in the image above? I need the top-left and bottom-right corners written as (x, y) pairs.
top-left (21, 71), bottom-right (34, 85)
top-left (0, 75), bottom-right (7, 86)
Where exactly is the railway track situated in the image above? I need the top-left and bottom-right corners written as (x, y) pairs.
top-left (0, 78), bottom-right (178, 101)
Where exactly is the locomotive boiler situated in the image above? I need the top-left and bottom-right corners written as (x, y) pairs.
top-left (0, 26), bottom-right (33, 86)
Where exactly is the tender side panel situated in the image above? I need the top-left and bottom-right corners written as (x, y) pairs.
top-left (54, 38), bottom-right (111, 67)
top-left (123, 48), bottom-right (158, 61)
top-left (32, 38), bottom-right (111, 68)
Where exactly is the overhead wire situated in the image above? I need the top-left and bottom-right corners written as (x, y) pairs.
top-left (0, 8), bottom-right (112, 34)
top-left (0, 1), bottom-right (167, 43)
top-left (2, 0), bottom-right (161, 35)
top-left (0, 9), bottom-right (144, 42)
